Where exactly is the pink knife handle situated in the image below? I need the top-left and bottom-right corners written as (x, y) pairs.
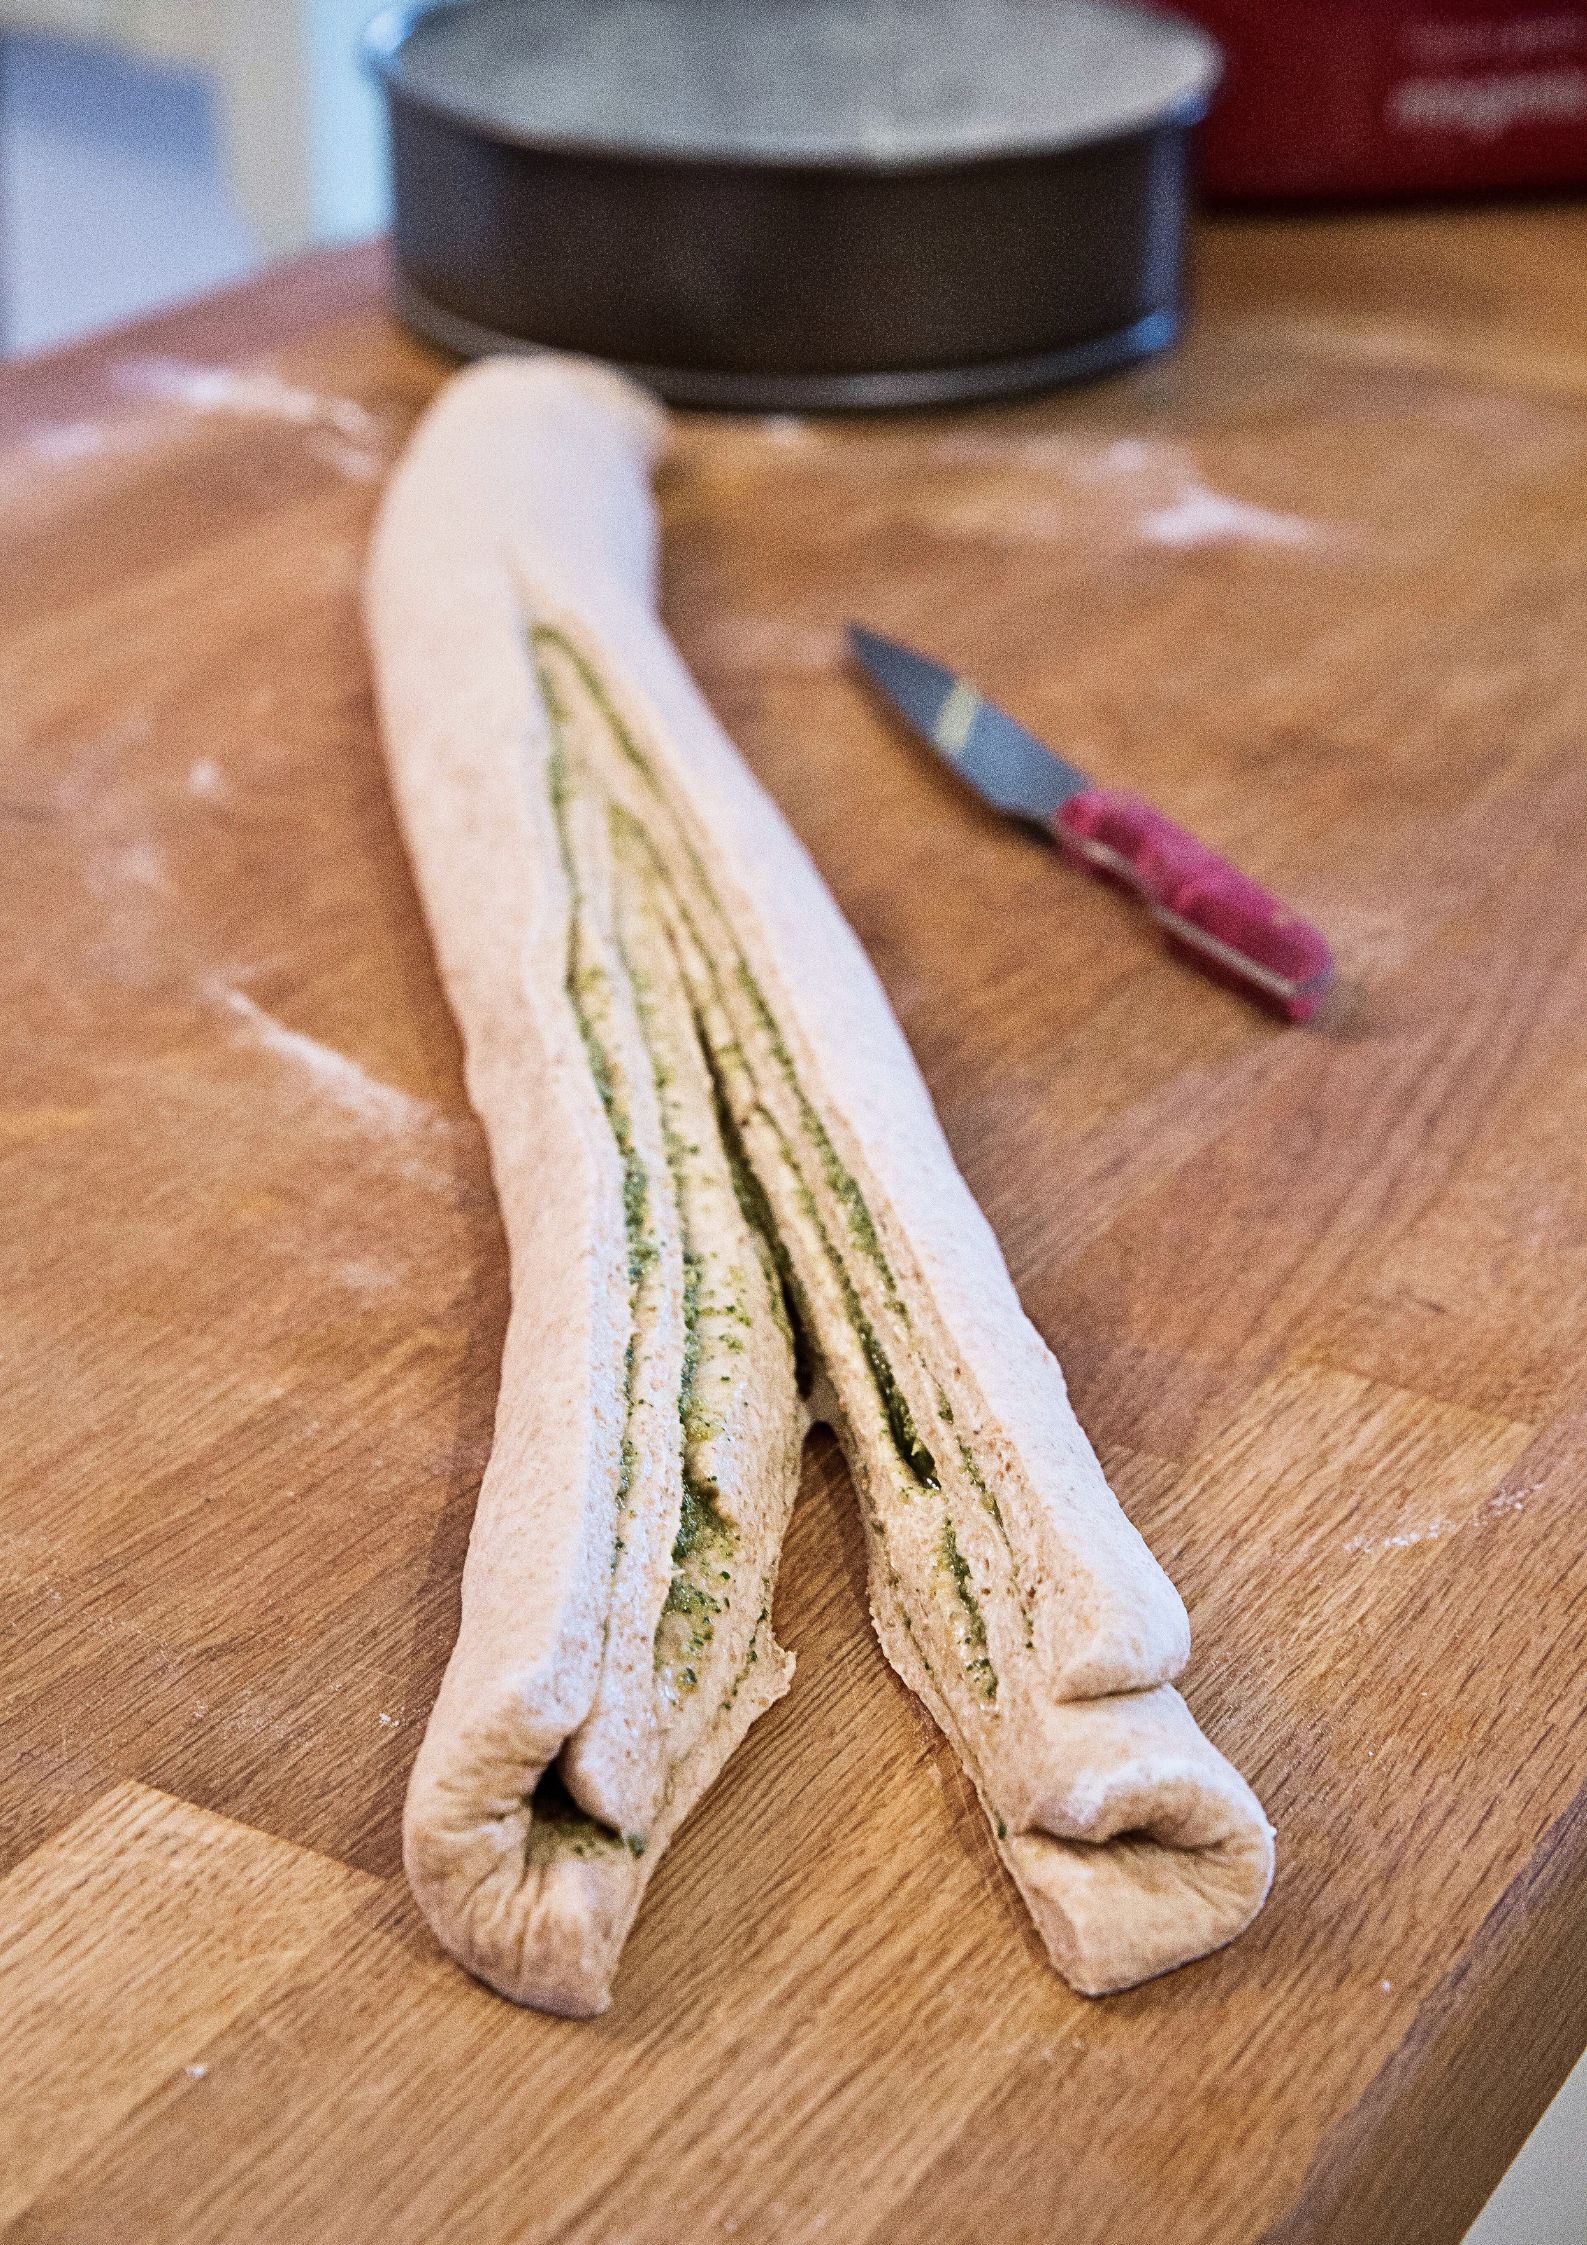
top-left (1054, 788), bottom-right (1335, 1022)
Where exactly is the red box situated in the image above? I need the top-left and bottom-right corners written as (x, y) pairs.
top-left (1175, 2), bottom-right (1587, 197)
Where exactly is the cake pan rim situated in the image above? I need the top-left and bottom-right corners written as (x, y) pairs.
top-left (363, 0), bottom-right (1220, 178)
top-left (393, 278), bottom-right (1182, 410)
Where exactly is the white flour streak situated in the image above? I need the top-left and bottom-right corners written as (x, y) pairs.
top-left (210, 982), bottom-right (437, 1136)
top-left (1346, 1487), bottom-right (1530, 1556)
top-left (117, 359), bottom-right (392, 478)
top-left (338, 1257), bottom-right (399, 1296)
top-left (1348, 1518), bottom-right (1456, 1553)
top-left (187, 759), bottom-right (227, 800)
top-left (110, 841), bottom-right (169, 893)
top-left (924, 429), bottom-right (1331, 552)
top-left (122, 358), bottom-right (380, 440)
top-left (30, 421), bottom-right (104, 463)
top-left (1083, 440), bottom-right (1324, 548)
top-left (27, 419), bottom-right (135, 465)
top-left (315, 437), bottom-right (385, 483)
top-left (1138, 484), bottom-right (1320, 550)
top-left (17, 371), bottom-right (391, 488)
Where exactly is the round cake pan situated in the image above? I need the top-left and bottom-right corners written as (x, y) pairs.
top-left (365, 0), bottom-right (1220, 412)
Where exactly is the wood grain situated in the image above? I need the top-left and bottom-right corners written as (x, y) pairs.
top-left (3, 213), bottom-right (1587, 2242)
top-left (0, 1784), bottom-right (375, 2224)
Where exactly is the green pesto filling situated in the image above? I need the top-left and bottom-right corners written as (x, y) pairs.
top-left (536, 627), bottom-right (905, 1314)
top-left (611, 865), bottom-right (750, 1696)
top-left (662, 883), bottom-right (938, 1494)
top-left (940, 1520), bottom-right (996, 1702)
top-left (699, 1093), bottom-right (947, 1702)
top-left (956, 1435), bottom-right (1032, 1646)
top-left (710, 1057), bottom-right (808, 1385)
top-left (527, 1766), bottom-right (633, 1860)
top-left (678, 1244), bottom-right (710, 1443)
top-left (535, 624), bottom-right (1006, 1710)
top-left (656, 1453), bottom-right (739, 1695)
top-left (731, 957), bottom-right (908, 1321)
top-left (699, 953), bottom-right (935, 1479)
top-left (783, 1159), bottom-right (938, 1490)
top-left (544, 692), bottom-right (656, 1297)
top-left (542, 683), bottom-right (659, 1571)
top-left (716, 1606), bottom-right (770, 1721)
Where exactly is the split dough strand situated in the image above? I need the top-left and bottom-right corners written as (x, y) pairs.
top-left (365, 354), bottom-right (1275, 2015)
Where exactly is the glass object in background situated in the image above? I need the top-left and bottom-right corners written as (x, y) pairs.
top-left (0, 30), bottom-right (259, 353)
top-left (0, 0), bottom-right (390, 355)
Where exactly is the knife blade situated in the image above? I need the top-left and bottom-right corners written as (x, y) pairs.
top-left (849, 625), bottom-right (1335, 1023)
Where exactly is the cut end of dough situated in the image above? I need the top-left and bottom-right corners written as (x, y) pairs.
top-left (403, 1629), bottom-right (799, 2015)
top-left (403, 1681), bottom-right (644, 2017)
top-left (406, 1816), bottom-right (641, 2019)
top-left (1000, 1685), bottom-right (1275, 1996)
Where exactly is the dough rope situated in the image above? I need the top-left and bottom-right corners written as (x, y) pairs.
top-left (365, 355), bottom-right (1274, 2014)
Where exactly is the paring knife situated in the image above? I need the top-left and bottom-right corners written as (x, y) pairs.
top-left (849, 626), bottom-right (1335, 1023)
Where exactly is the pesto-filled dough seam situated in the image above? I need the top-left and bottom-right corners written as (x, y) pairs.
top-left (397, 728), bottom-right (802, 2011)
top-left (530, 602), bottom-right (1276, 1996)
top-left (368, 362), bottom-right (803, 2017)
top-left (545, 648), bottom-right (802, 1845)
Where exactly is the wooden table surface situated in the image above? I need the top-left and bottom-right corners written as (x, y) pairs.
top-left (4, 212), bottom-right (1587, 2245)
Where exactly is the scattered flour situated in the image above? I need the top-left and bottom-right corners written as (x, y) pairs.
top-left (1349, 1519), bottom-right (1456, 1553)
top-left (208, 981), bottom-right (438, 1137)
top-left (925, 427), bottom-right (1331, 552)
top-left (121, 358), bottom-right (382, 441)
top-left (1082, 438), bottom-right (1325, 549)
top-left (18, 367), bottom-right (392, 487)
top-left (187, 759), bottom-right (228, 801)
top-left (312, 437), bottom-right (386, 484)
top-left (1137, 484), bottom-right (1319, 550)
top-left (116, 358), bottom-right (392, 480)
top-left (108, 840), bottom-right (169, 894)
top-left (337, 1257), bottom-right (400, 1296)
top-left (1345, 1485), bottom-right (1531, 1556)
top-left (26, 419), bottom-right (139, 466)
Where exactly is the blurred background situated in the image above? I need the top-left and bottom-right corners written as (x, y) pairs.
top-left (9, 1), bottom-right (1587, 359)
top-left (9, 0), bottom-right (1587, 356)
top-left (0, 0), bottom-right (386, 354)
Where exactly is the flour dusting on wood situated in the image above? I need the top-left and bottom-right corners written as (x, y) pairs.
top-left (208, 981), bottom-right (439, 1137)
top-left (921, 428), bottom-right (1333, 551)
top-left (1346, 1484), bottom-right (1531, 1555)
top-left (1136, 483), bottom-right (1319, 550)
top-left (187, 759), bottom-right (228, 801)
top-left (116, 358), bottom-right (394, 480)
